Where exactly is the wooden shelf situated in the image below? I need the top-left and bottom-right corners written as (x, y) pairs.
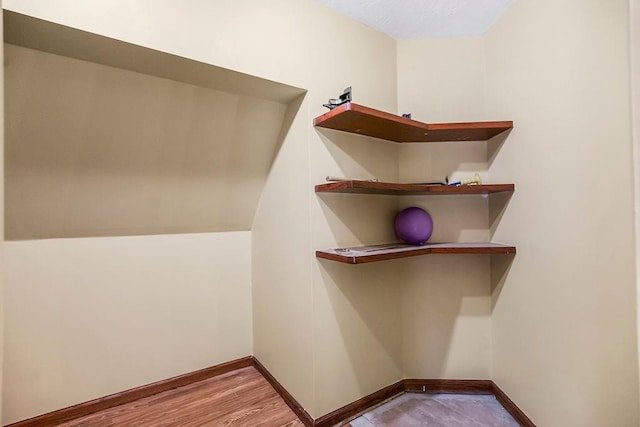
top-left (316, 242), bottom-right (516, 264)
top-left (314, 103), bottom-right (513, 143)
top-left (315, 181), bottom-right (514, 195)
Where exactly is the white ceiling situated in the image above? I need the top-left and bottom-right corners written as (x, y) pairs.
top-left (318, 0), bottom-right (513, 39)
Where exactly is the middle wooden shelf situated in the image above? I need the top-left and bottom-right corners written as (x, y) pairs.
top-left (315, 180), bottom-right (514, 195)
top-left (314, 179), bottom-right (516, 264)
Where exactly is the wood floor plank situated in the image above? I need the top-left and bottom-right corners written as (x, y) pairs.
top-left (54, 367), bottom-right (302, 427)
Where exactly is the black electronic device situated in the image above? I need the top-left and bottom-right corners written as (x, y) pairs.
top-left (323, 86), bottom-right (352, 109)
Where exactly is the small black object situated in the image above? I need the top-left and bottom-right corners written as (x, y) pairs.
top-left (402, 113), bottom-right (412, 119)
top-left (323, 87), bottom-right (352, 110)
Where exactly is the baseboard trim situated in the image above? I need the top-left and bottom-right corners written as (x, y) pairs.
top-left (251, 357), bottom-right (315, 427)
top-left (7, 356), bottom-right (535, 427)
top-left (6, 356), bottom-right (253, 427)
top-left (492, 381), bottom-right (536, 427)
top-left (313, 380), bottom-right (405, 427)
top-left (404, 379), bottom-right (494, 394)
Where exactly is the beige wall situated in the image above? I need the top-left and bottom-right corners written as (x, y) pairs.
top-left (3, 0), bottom-right (400, 421)
top-left (397, 5), bottom-right (640, 424)
top-left (397, 38), bottom-right (493, 380)
top-left (633, 0), bottom-right (640, 412)
top-left (397, 38), bottom-right (486, 123)
top-left (3, 0), bottom-right (314, 91)
top-left (252, 95), bottom-right (315, 413)
top-left (6, 1), bottom-right (639, 425)
top-left (486, 0), bottom-right (639, 425)
top-left (311, 133), bottom-right (401, 415)
top-left (3, 232), bottom-right (253, 424)
top-left (307, 10), bottom-right (400, 415)
top-left (305, 6), bottom-right (400, 416)
top-left (2, 15), bottom-right (294, 423)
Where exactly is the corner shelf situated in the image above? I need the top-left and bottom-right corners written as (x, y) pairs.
top-left (315, 181), bottom-right (514, 195)
top-left (313, 102), bottom-right (513, 143)
top-left (313, 102), bottom-right (516, 264)
top-left (316, 243), bottom-right (516, 264)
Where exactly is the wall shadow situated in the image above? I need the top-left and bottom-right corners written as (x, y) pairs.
top-left (487, 129), bottom-right (512, 166)
top-left (317, 258), bottom-right (405, 388)
top-left (489, 191), bottom-right (514, 237)
top-left (399, 140), bottom-right (490, 186)
top-left (316, 128), bottom-right (398, 182)
top-left (270, 93), bottom-right (307, 166)
top-left (399, 255), bottom-right (493, 378)
top-left (318, 253), bottom-right (494, 383)
top-left (5, 42), bottom-right (306, 240)
top-left (317, 193), bottom-right (495, 249)
top-left (316, 193), bottom-right (398, 246)
top-left (490, 254), bottom-right (516, 312)
top-left (318, 259), bottom-right (404, 357)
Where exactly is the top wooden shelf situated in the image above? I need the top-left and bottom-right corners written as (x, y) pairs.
top-left (313, 103), bottom-right (513, 143)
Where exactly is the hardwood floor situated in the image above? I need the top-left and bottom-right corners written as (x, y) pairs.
top-left (54, 367), bottom-right (304, 427)
top-left (24, 366), bottom-right (527, 427)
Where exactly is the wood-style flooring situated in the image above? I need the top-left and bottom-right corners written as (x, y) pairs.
top-left (55, 366), bottom-right (303, 427)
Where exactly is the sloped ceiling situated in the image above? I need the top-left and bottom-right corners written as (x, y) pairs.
top-left (4, 12), bottom-right (305, 239)
top-left (318, 0), bottom-right (513, 39)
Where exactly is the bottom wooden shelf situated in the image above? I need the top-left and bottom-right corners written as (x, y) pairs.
top-left (316, 242), bottom-right (516, 264)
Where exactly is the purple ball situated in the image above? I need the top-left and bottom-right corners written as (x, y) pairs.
top-left (394, 207), bottom-right (433, 245)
